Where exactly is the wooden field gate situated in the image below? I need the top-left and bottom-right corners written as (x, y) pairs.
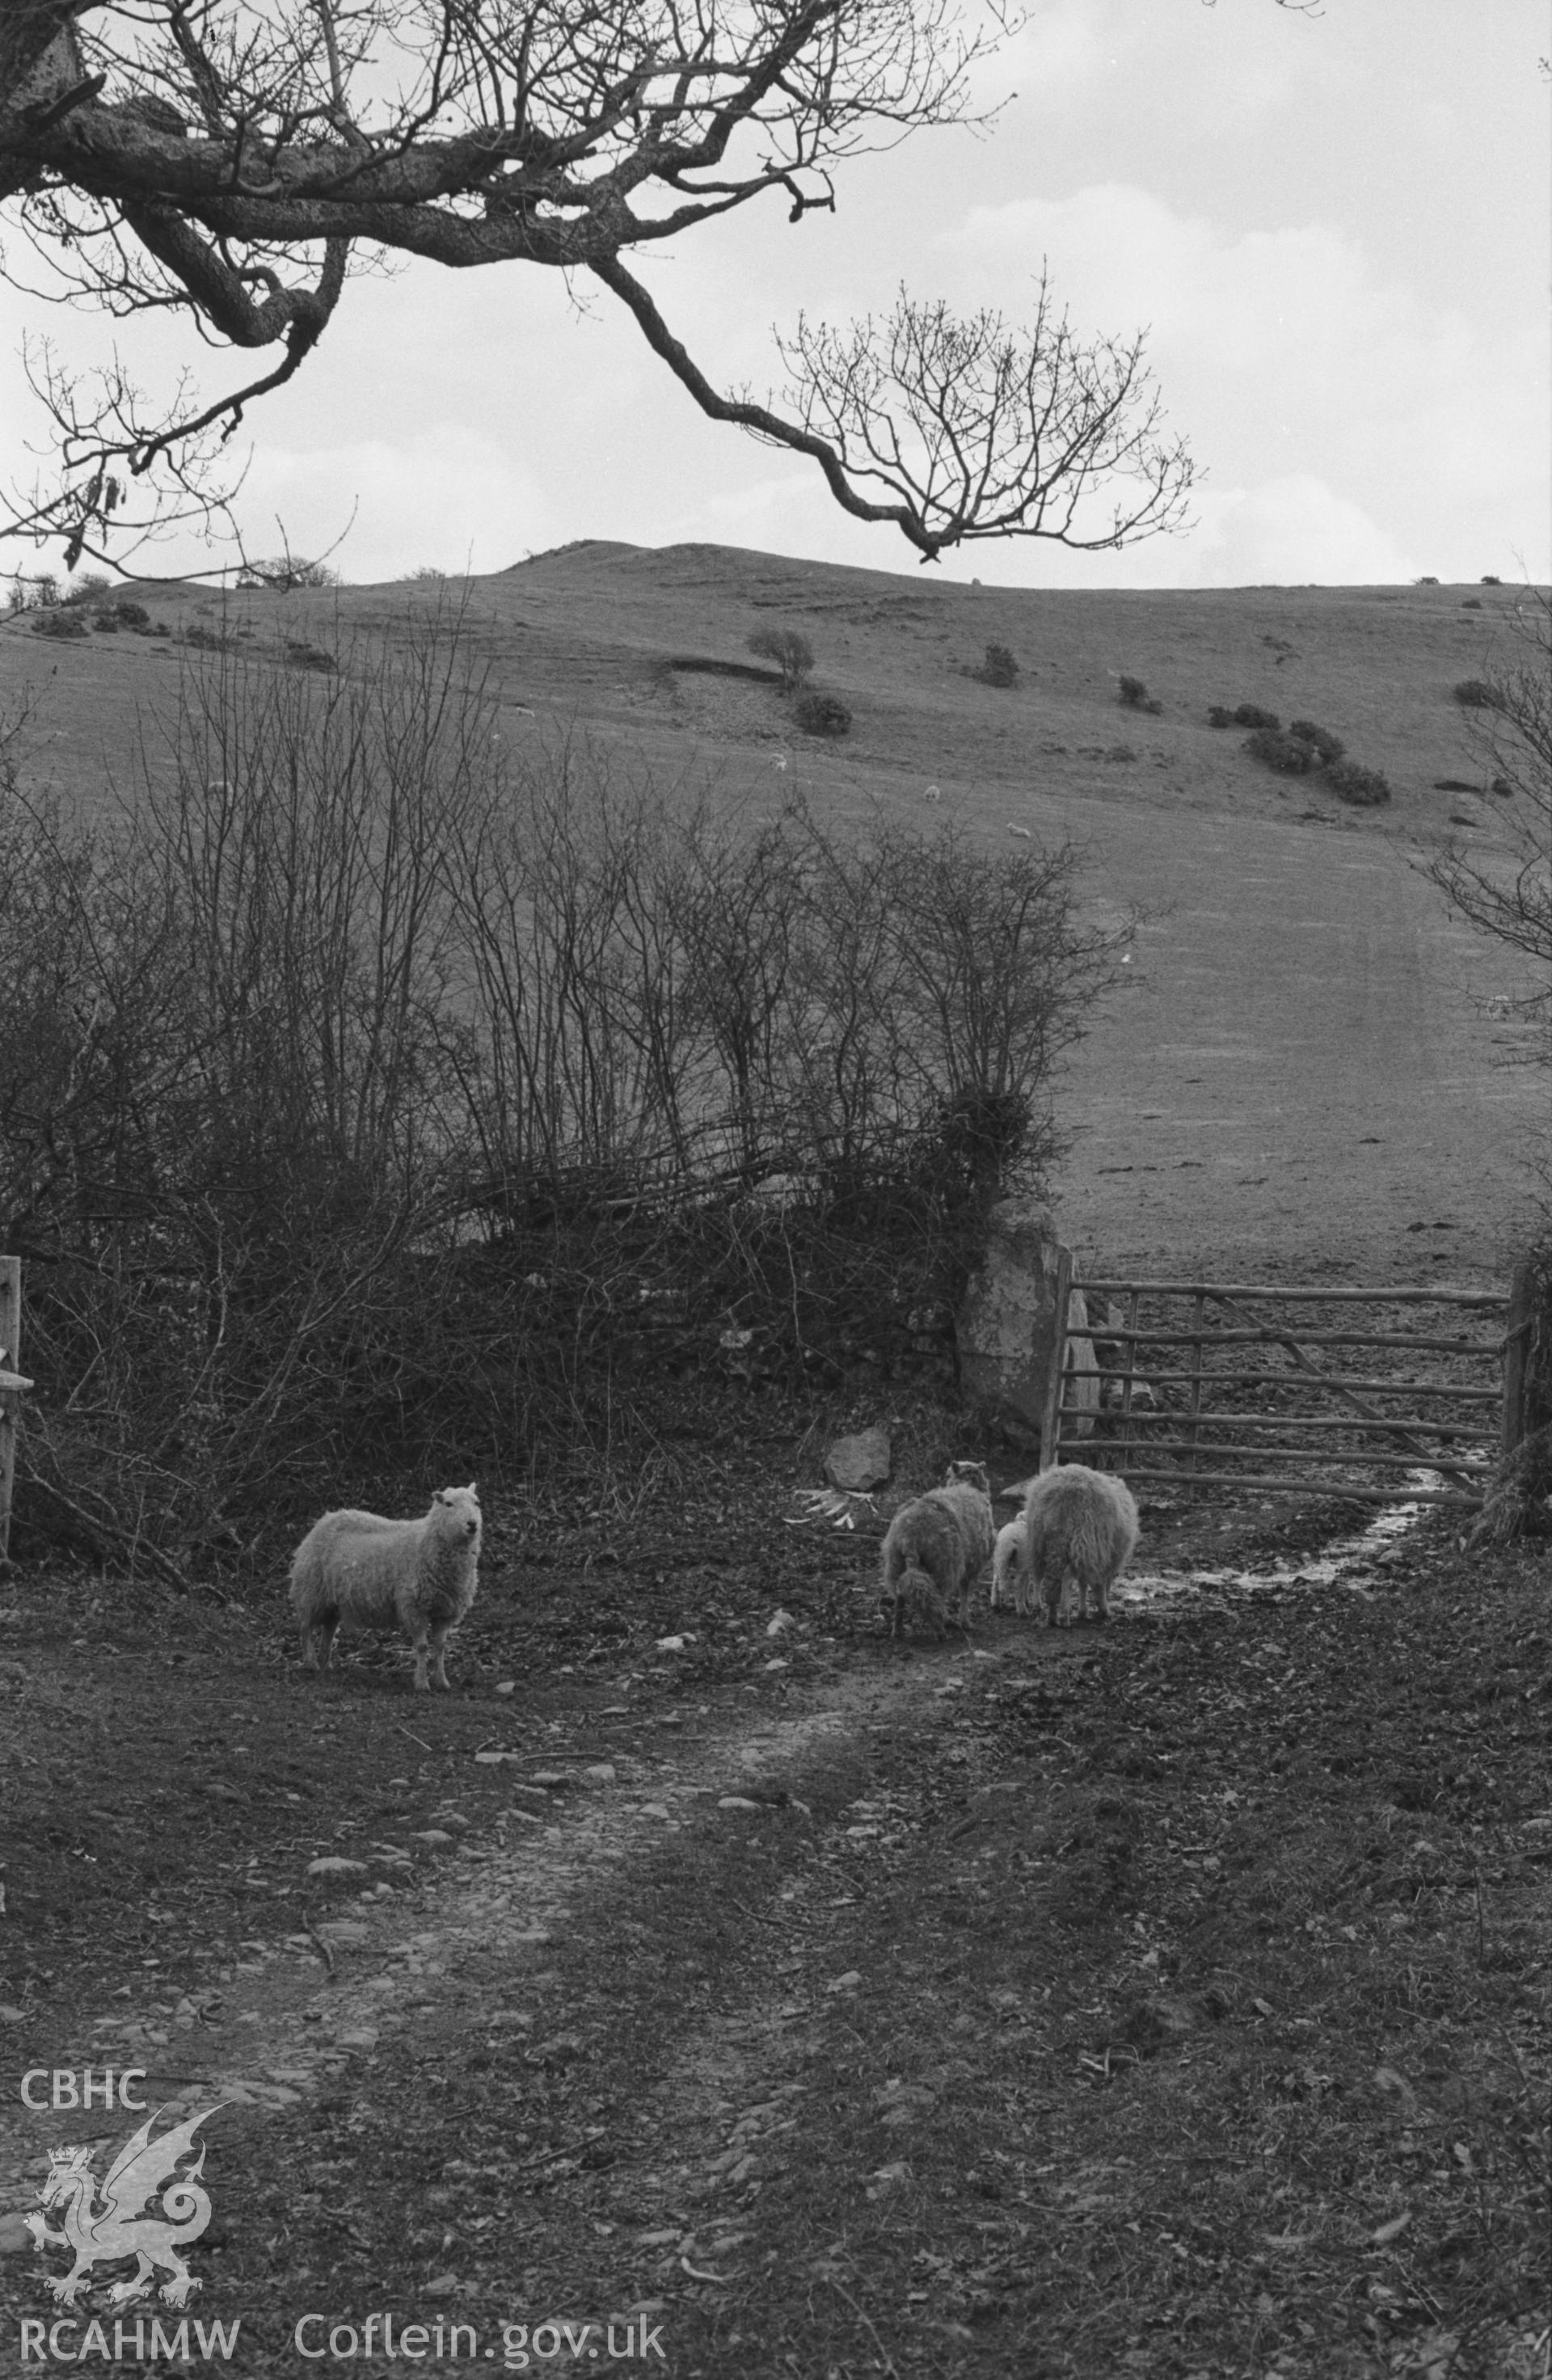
top-left (1040, 1255), bottom-right (1529, 1509)
top-left (0, 1256), bottom-right (31, 1564)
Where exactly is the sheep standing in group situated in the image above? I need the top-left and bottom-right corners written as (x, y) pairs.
top-left (289, 1483), bottom-right (483, 1690)
top-left (879, 1460), bottom-right (995, 1640)
top-left (989, 1515), bottom-right (1026, 1611)
top-left (1016, 1462), bottom-right (1138, 1627)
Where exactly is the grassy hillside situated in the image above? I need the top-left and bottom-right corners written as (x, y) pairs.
top-left (2, 545), bottom-right (1543, 1284)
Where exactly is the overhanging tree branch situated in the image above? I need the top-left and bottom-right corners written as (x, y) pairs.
top-left (0, 0), bottom-right (1268, 564)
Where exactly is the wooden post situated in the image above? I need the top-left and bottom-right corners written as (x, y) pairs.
top-left (1183, 1288), bottom-right (1207, 1496)
top-left (1038, 1245), bottom-right (1073, 1474)
top-left (0, 1257), bottom-right (28, 1569)
top-left (1119, 1285), bottom-right (1142, 1455)
top-left (1502, 1256), bottom-right (1533, 1455)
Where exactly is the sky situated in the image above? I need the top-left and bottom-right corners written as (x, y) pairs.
top-left (2, 0), bottom-right (1549, 591)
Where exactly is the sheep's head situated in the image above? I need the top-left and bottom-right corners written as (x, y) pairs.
top-left (946, 1458), bottom-right (991, 1496)
top-left (434, 1483), bottom-right (482, 1540)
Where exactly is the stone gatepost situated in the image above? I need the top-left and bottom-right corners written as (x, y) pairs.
top-left (955, 1207), bottom-right (1070, 1457)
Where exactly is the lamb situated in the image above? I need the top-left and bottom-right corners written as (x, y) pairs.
top-left (990, 1515), bottom-right (1025, 1610)
top-left (1015, 1462), bottom-right (1138, 1627)
top-left (879, 1459), bottom-right (995, 1639)
top-left (289, 1483), bottom-right (483, 1690)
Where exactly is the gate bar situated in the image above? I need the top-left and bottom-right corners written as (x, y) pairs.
top-left (1078, 1412), bottom-right (1494, 1440)
top-left (1084, 1325), bottom-right (1504, 1356)
top-left (1070, 1368), bottom-right (1502, 1399)
top-left (1080, 1280), bottom-right (1507, 1306)
top-left (1116, 1471), bottom-right (1485, 1505)
top-left (1073, 1438), bottom-right (1494, 1474)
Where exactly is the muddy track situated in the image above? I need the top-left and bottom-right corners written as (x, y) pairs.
top-left (4, 1498), bottom-right (1547, 2380)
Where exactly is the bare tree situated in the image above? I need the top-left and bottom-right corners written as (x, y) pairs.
top-left (1423, 593), bottom-right (1552, 1066)
top-left (0, 0), bottom-right (1211, 568)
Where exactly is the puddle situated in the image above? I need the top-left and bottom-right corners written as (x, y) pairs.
top-left (1114, 1466), bottom-right (1459, 1611)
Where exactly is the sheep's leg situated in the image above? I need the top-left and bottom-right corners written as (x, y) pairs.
top-left (428, 1629), bottom-right (452, 1690)
top-left (302, 1614), bottom-right (338, 1672)
top-left (408, 1627), bottom-right (432, 1691)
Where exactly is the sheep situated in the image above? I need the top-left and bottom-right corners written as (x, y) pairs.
top-left (1015, 1462), bottom-right (1138, 1627)
top-left (289, 1483), bottom-right (483, 1690)
top-left (990, 1515), bottom-right (1025, 1610)
top-left (879, 1459), bottom-right (995, 1640)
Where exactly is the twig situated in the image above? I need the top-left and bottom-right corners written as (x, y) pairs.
top-left (680, 2255), bottom-right (730, 2285)
top-left (20, 1468), bottom-right (209, 1599)
top-left (303, 1921), bottom-right (336, 1977)
top-left (394, 1722), bottom-right (435, 1754)
top-left (726, 1892), bottom-right (794, 1933)
top-left (825, 2278), bottom-right (900, 2378)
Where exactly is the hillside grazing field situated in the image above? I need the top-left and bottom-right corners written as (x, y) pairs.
top-left (5, 542), bottom-right (1542, 1287)
top-left (2, 548), bottom-right (1548, 2380)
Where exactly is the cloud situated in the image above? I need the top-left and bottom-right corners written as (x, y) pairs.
top-left (936, 184), bottom-right (1549, 582)
top-left (1182, 476), bottom-right (1416, 588)
top-left (232, 425), bottom-right (557, 583)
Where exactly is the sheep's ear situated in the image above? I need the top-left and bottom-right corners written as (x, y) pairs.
top-left (465, 1481), bottom-right (478, 1498)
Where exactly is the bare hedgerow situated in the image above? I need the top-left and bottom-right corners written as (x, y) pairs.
top-left (1423, 591), bottom-right (1550, 1064)
top-left (746, 627), bottom-right (815, 692)
top-left (6, 575), bottom-right (59, 612)
top-left (0, 607), bottom-right (1128, 1577)
top-left (235, 555), bottom-right (342, 591)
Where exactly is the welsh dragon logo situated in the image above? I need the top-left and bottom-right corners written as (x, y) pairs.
top-left (25, 2104), bottom-right (226, 2310)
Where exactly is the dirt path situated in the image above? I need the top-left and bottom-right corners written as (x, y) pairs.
top-left (3, 1490), bottom-right (1546, 2379)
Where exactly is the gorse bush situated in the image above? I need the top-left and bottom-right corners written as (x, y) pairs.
top-left (746, 626), bottom-right (815, 691)
top-left (795, 689), bottom-right (851, 736)
top-left (976, 644), bottom-right (1019, 688)
top-left (1288, 720), bottom-right (1346, 765)
top-left (1453, 679), bottom-right (1499, 710)
top-left (1326, 759), bottom-right (1392, 806)
top-left (1244, 727), bottom-right (1316, 775)
top-left (1232, 703), bottom-right (1280, 732)
top-left (29, 608), bottom-right (88, 639)
top-left (1117, 675), bottom-right (1162, 714)
top-left (1, 607), bottom-right (1124, 1574)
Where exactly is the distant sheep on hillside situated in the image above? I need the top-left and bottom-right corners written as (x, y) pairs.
top-left (1016, 1463), bottom-right (1138, 1627)
top-left (290, 1484), bottom-right (483, 1690)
